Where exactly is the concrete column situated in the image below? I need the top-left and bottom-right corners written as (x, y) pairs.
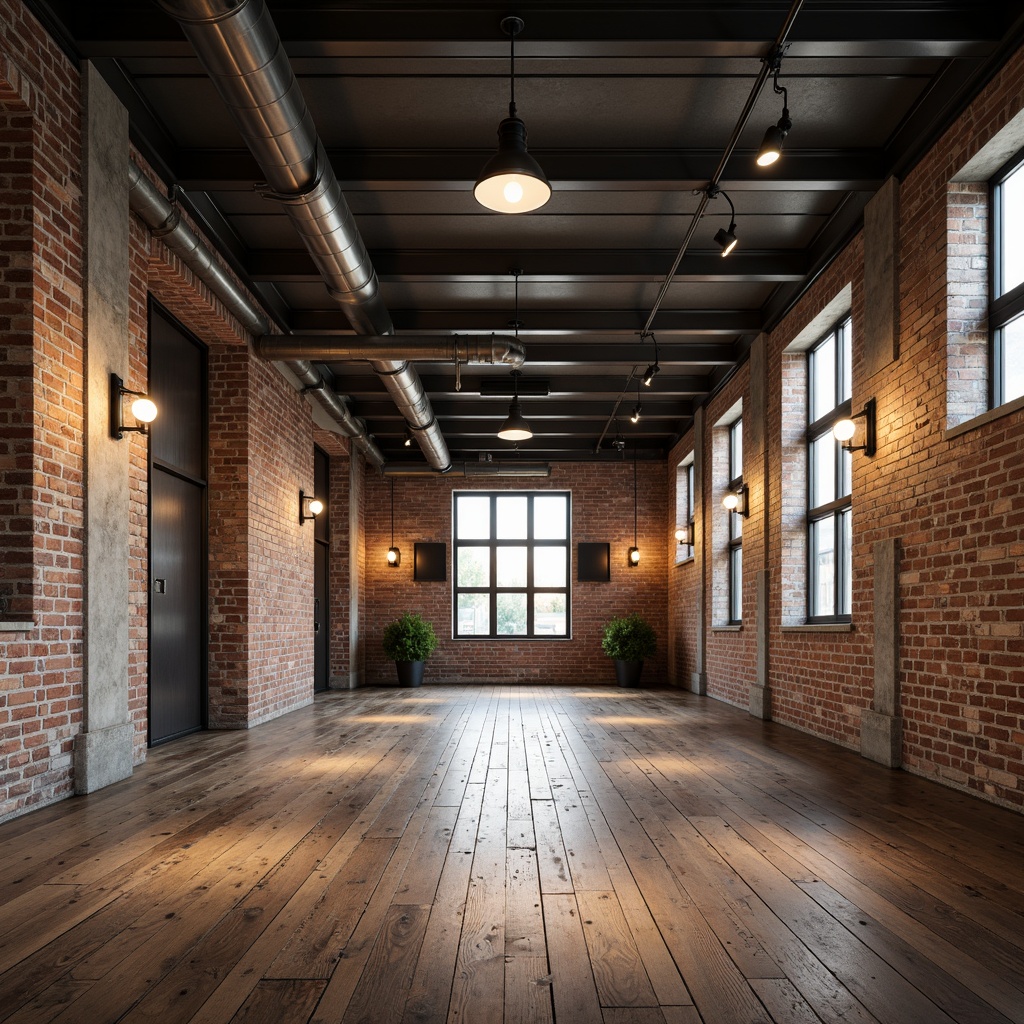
top-left (690, 407), bottom-right (707, 695)
top-left (863, 177), bottom-right (900, 378)
top-left (747, 333), bottom-right (771, 718)
top-left (749, 570), bottom-right (771, 719)
top-left (74, 63), bottom-right (134, 793)
top-left (347, 450), bottom-right (365, 688)
top-left (861, 538), bottom-right (902, 766)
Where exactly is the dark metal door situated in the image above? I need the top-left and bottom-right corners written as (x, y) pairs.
top-left (313, 446), bottom-right (329, 691)
top-left (151, 469), bottom-right (204, 739)
top-left (148, 303), bottom-right (207, 743)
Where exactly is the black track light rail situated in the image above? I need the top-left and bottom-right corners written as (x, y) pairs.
top-left (639, 0), bottom-right (805, 340)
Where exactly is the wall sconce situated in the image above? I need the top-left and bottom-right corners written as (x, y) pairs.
top-left (299, 490), bottom-right (324, 524)
top-left (832, 398), bottom-right (876, 457)
top-left (110, 373), bottom-right (158, 440)
top-left (722, 483), bottom-right (749, 517)
top-left (387, 478), bottom-right (401, 567)
top-left (675, 524), bottom-right (693, 546)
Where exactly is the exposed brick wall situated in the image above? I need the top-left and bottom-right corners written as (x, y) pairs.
top-left (0, 6), bottom-right (86, 819)
top-left (362, 462), bottom-right (667, 686)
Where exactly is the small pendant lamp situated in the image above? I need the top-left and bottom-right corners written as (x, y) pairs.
top-left (474, 16), bottom-right (551, 214)
top-left (497, 270), bottom-right (534, 441)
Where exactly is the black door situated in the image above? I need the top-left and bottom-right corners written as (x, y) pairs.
top-left (149, 304), bottom-right (206, 743)
top-left (313, 446), bottom-right (329, 691)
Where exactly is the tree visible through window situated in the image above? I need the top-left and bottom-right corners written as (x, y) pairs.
top-left (807, 318), bottom-right (852, 620)
top-left (453, 491), bottom-right (570, 639)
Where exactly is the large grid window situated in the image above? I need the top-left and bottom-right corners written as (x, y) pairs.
top-left (727, 420), bottom-right (743, 624)
top-left (807, 318), bottom-right (853, 620)
top-left (991, 151), bottom-right (1024, 407)
top-left (453, 491), bottom-right (570, 639)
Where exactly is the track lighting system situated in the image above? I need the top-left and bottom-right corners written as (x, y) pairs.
top-left (474, 16), bottom-right (551, 213)
top-left (641, 333), bottom-right (660, 386)
top-left (756, 44), bottom-right (792, 167)
top-left (630, 375), bottom-right (642, 423)
top-left (708, 185), bottom-right (738, 256)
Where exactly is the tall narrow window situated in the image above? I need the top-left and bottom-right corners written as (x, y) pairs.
top-left (727, 419), bottom-right (743, 623)
top-left (675, 457), bottom-right (694, 563)
top-left (991, 150), bottom-right (1024, 406)
top-left (453, 491), bottom-right (570, 639)
top-left (807, 318), bottom-right (852, 620)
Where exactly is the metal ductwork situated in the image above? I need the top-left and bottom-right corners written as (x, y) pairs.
top-left (254, 335), bottom-right (526, 367)
top-left (382, 462), bottom-right (552, 478)
top-left (156, 0), bottom-right (453, 472)
top-left (127, 159), bottom-right (386, 468)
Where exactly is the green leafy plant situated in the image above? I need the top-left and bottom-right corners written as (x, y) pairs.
top-left (601, 613), bottom-right (656, 662)
top-left (382, 613), bottom-right (439, 662)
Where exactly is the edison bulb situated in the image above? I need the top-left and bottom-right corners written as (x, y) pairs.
top-left (308, 498), bottom-right (324, 517)
top-left (131, 396), bottom-right (158, 423)
top-left (832, 418), bottom-right (856, 442)
top-left (722, 493), bottom-right (740, 512)
top-left (503, 179), bottom-right (524, 204)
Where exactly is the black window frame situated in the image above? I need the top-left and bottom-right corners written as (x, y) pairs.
top-left (452, 490), bottom-right (571, 640)
top-left (727, 419), bottom-right (743, 625)
top-left (990, 147), bottom-right (1024, 408)
top-left (675, 458), bottom-right (695, 563)
top-left (806, 317), bottom-right (853, 623)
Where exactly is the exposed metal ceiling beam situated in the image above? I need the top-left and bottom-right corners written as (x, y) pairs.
top-left (353, 399), bottom-right (695, 420)
top-left (248, 249), bottom-right (808, 283)
top-left (292, 310), bottom-right (760, 334)
top-left (331, 374), bottom-right (710, 398)
top-left (175, 148), bottom-right (886, 192)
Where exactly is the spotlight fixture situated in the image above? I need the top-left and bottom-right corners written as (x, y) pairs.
top-left (756, 45), bottom-right (792, 168)
top-left (403, 427), bottom-right (413, 448)
top-left (630, 374), bottom-right (642, 423)
top-left (675, 524), bottom-right (693, 546)
top-left (832, 397), bottom-right (876, 457)
top-left (708, 185), bottom-right (738, 256)
top-left (641, 333), bottom-right (660, 387)
top-left (474, 16), bottom-right (551, 214)
top-left (628, 443), bottom-right (640, 567)
top-left (299, 490), bottom-right (324, 524)
top-left (387, 478), bottom-right (401, 567)
top-left (498, 272), bottom-right (534, 441)
top-left (110, 373), bottom-right (158, 440)
top-left (722, 483), bottom-right (749, 518)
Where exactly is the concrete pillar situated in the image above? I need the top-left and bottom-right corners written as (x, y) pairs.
top-left (347, 450), bottom-right (365, 688)
top-left (690, 407), bottom-right (707, 695)
top-left (863, 177), bottom-right (900, 378)
top-left (749, 570), bottom-right (771, 719)
top-left (74, 63), bottom-right (134, 793)
top-left (861, 538), bottom-right (901, 766)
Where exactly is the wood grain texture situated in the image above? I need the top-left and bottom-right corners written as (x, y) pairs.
top-left (0, 686), bottom-right (1019, 1024)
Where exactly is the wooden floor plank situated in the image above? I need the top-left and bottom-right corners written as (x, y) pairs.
top-left (0, 686), bottom-right (1021, 1024)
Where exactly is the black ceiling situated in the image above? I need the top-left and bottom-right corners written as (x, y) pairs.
top-left (32, 1), bottom-right (1024, 462)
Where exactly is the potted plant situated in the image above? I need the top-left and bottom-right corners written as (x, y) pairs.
top-left (382, 612), bottom-right (439, 687)
top-left (601, 612), bottom-right (657, 687)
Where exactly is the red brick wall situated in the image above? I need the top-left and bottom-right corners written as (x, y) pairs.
top-left (0, 7), bottom-right (86, 819)
top-left (362, 462), bottom-right (668, 685)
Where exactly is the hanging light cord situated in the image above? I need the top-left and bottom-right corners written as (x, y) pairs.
top-left (390, 478), bottom-right (395, 548)
top-left (508, 20), bottom-right (517, 119)
top-left (633, 443), bottom-right (638, 546)
top-left (640, 0), bottom-right (804, 338)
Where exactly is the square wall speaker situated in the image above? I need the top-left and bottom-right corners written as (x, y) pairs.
top-left (414, 542), bottom-right (447, 581)
top-left (577, 542), bottom-right (610, 582)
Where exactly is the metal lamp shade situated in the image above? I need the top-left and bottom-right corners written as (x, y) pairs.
top-left (475, 117), bottom-right (551, 214)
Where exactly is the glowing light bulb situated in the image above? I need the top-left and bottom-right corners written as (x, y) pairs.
top-left (722, 493), bottom-right (739, 512)
top-left (832, 418), bottom-right (856, 442)
top-left (131, 396), bottom-right (158, 423)
top-left (503, 179), bottom-right (524, 204)
top-left (308, 498), bottom-right (324, 517)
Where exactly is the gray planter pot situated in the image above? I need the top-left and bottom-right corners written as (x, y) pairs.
top-left (395, 660), bottom-right (425, 687)
top-left (614, 659), bottom-right (644, 687)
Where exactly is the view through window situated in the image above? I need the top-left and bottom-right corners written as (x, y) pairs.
top-left (453, 491), bottom-right (570, 639)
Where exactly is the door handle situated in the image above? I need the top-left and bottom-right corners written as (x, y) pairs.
top-left (154, 578), bottom-right (167, 594)
top-left (314, 597), bottom-right (320, 633)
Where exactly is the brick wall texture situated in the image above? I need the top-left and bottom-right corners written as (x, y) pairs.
top-left (0, 0), bottom-right (1022, 821)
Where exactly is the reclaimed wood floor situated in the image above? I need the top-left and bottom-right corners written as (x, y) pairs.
top-left (1, 685), bottom-right (1023, 1024)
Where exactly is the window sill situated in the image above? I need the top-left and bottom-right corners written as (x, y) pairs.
top-left (781, 623), bottom-right (853, 633)
top-left (712, 624), bottom-right (742, 632)
top-left (0, 621), bottom-right (35, 633)
top-left (945, 392), bottom-right (1024, 440)
top-left (674, 554), bottom-right (695, 566)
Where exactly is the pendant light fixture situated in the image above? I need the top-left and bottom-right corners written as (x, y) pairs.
top-left (498, 270), bottom-right (534, 441)
top-left (387, 478), bottom-right (401, 567)
top-left (756, 45), bottom-right (793, 168)
top-left (474, 16), bottom-right (551, 214)
top-left (630, 373), bottom-right (642, 424)
top-left (627, 443), bottom-right (640, 567)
